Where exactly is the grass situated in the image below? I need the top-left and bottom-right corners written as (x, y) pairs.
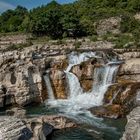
top-left (30, 35), bottom-right (51, 44)
top-left (0, 32), bottom-right (30, 37)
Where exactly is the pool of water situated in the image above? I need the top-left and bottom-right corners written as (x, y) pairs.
top-left (26, 104), bottom-right (127, 140)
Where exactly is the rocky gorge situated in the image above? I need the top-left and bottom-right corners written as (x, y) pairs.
top-left (0, 37), bottom-right (140, 139)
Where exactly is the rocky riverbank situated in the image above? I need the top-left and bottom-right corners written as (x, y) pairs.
top-left (0, 42), bottom-right (140, 139)
top-left (0, 107), bottom-right (77, 140)
top-left (121, 107), bottom-right (140, 140)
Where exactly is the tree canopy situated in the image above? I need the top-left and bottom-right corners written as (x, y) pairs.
top-left (0, 0), bottom-right (140, 39)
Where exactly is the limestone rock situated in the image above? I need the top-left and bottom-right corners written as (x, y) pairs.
top-left (70, 59), bottom-right (96, 92)
top-left (96, 17), bottom-right (121, 36)
top-left (90, 104), bottom-right (123, 119)
top-left (103, 81), bottom-right (140, 117)
top-left (90, 81), bottom-right (140, 118)
top-left (27, 117), bottom-right (54, 140)
top-left (121, 107), bottom-right (140, 140)
top-left (116, 50), bottom-right (140, 60)
top-left (50, 69), bottom-right (67, 99)
top-left (0, 115), bottom-right (77, 140)
top-left (42, 115), bottom-right (77, 129)
top-left (6, 107), bottom-right (26, 118)
top-left (0, 117), bottom-right (32, 140)
top-left (119, 58), bottom-right (140, 82)
top-left (0, 85), bottom-right (5, 108)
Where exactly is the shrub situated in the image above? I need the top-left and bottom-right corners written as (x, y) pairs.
top-left (74, 41), bottom-right (82, 49)
top-left (113, 34), bottom-right (134, 48)
top-left (89, 35), bottom-right (98, 42)
top-left (120, 15), bottom-right (140, 33)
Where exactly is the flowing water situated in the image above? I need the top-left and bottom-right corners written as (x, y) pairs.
top-left (37, 51), bottom-right (125, 140)
top-left (44, 73), bottom-right (55, 100)
top-left (0, 51), bottom-right (126, 140)
top-left (45, 51), bottom-right (120, 114)
top-left (26, 105), bottom-right (126, 140)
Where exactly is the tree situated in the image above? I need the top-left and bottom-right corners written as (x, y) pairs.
top-left (127, 0), bottom-right (140, 12)
top-left (61, 4), bottom-right (86, 37)
top-left (0, 6), bottom-right (28, 32)
top-left (29, 1), bottom-right (63, 39)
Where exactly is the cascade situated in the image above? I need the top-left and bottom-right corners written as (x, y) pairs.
top-left (66, 72), bottom-right (83, 98)
top-left (89, 64), bottom-right (119, 106)
top-left (66, 51), bottom-right (97, 72)
top-left (109, 89), bottom-right (121, 105)
top-left (45, 51), bottom-right (120, 115)
top-left (44, 73), bottom-right (55, 100)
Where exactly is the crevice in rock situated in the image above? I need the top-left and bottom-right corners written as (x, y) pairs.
top-left (10, 72), bottom-right (17, 84)
top-left (3, 86), bottom-right (7, 108)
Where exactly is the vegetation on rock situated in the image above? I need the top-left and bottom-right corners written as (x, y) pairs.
top-left (1, 0), bottom-right (140, 48)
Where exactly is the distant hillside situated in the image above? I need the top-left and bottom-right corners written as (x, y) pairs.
top-left (0, 0), bottom-right (140, 43)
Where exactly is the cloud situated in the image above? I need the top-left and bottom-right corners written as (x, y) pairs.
top-left (0, 1), bottom-right (15, 13)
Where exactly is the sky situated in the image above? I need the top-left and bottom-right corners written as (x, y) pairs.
top-left (0, 0), bottom-right (75, 13)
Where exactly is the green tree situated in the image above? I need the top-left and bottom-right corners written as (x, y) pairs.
top-left (61, 4), bottom-right (86, 37)
top-left (29, 1), bottom-right (63, 39)
top-left (0, 6), bottom-right (28, 32)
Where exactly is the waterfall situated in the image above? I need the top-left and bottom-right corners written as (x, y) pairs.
top-left (91, 65), bottom-right (119, 106)
top-left (66, 51), bottom-right (97, 72)
top-left (44, 73), bottom-right (55, 100)
top-left (109, 88), bottom-right (121, 105)
top-left (66, 72), bottom-right (83, 98)
top-left (45, 51), bottom-right (120, 115)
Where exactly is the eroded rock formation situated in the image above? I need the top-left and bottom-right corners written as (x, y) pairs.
top-left (0, 44), bottom-right (140, 121)
top-left (90, 51), bottom-right (140, 118)
top-left (0, 114), bottom-right (77, 140)
top-left (121, 107), bottom-right (140, 140)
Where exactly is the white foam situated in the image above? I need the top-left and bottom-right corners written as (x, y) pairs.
top-left (45, 51), bottom-right (120, 116)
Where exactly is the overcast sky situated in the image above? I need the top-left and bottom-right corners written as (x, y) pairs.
top-left (0, 0), bottom-right (75, 13)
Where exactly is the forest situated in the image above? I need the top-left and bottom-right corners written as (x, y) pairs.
top-left (0, 0), bottom-right (140, 39)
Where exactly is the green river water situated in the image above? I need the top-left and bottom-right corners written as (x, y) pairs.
top-left (26, 104), bottom-right (127, 140)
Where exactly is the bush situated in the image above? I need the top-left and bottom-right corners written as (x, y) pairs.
top-left (74, 41), bottom-right (82, 49)
top-left (89, 35), bottom-right (98, 42)
top-left (113, 34), bottom-right (134, 48)
top-left (120, 15), bottom-right (140, 33)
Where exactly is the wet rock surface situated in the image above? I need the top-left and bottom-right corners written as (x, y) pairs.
top-left (70, 59), bottom-right (95, 92)
top-left (0, 42), bottom-right (140, 117)
top-left (49, 70), bottom-right (67, 99)
top-left (90, 52), bottom-right (140, 118)
top-left (90, 81), bottom-right (140, 118)
top-left (90, 104), bottom-right (123, 119)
